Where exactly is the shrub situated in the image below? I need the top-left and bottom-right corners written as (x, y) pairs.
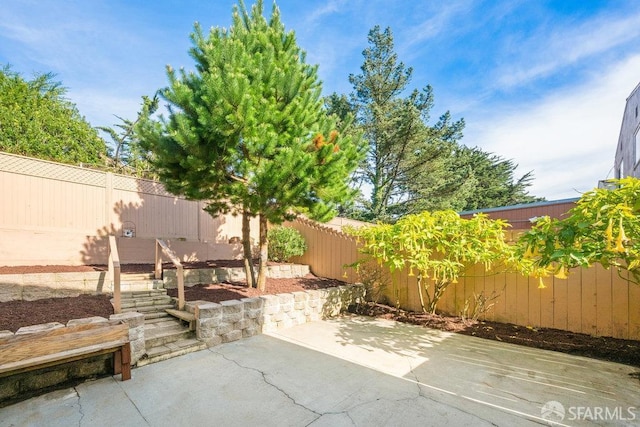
top-left (267, 226), bottom-right (307, 262)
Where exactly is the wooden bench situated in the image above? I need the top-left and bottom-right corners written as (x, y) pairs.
top-left (0, 320), bottom-right (131, 381)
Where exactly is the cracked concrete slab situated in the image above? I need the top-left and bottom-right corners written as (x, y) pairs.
top-left (1, 316), bottom-right (638, 426)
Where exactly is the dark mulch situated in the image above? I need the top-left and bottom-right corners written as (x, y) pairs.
top-left (166, 275), bottom-right (346, 303)
top-left (351, 303), bottom-right (640, 368)
top-left (0, 260), bottom-right (275, 275)
top-left (0, 275), bottom-right (346, 333)
top-left (0, 294), bottom-right (114, 333)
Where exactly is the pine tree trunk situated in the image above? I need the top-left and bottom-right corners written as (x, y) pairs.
top-left (256, 215), bottom-right (268, 291)
top-left (242, 208), bottom-right (256, 288)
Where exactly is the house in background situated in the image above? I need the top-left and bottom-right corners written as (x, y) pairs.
top-left (614, 81), bottom-right (640, 179)
top-left (459, 198), bottom-right (579, 230)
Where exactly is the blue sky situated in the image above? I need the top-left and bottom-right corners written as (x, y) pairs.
top-left (2, 0), bottom-right (640, 201)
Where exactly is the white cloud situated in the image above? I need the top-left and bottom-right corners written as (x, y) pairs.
top-left (303, 0), bottom-right (348, 26)
top-left (469, 54), bottom-right (640, 200)
top-left (496, 10), bottom-right (640, 88)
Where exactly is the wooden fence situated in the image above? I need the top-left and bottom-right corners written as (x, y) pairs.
top-left (286, 218), bottom-right (640, 341)
top-left (0, 152), bottom-right (257, 265)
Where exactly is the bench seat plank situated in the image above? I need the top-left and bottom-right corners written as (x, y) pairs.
top-left (0, 321), bottom-right (131, 381)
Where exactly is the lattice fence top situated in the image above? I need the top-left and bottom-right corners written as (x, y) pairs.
top-left (0, 152), bottom-right (106, 187)
top-left (112, 175), bottom-right (175, 197)
top-left (0, 152), bottom-right (180, 197)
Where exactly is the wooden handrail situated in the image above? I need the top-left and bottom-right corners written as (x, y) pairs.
top-left (108, 235), bottom-right (122, 314)
top-left (155, 239), bottom-right (185, 310)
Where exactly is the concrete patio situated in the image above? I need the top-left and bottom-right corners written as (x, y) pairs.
top-left (1, 316), bottom-right (638, 426)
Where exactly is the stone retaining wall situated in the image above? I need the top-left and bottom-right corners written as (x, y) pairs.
top-left (0, 265), bottom-right (311, 301)
top-left (190, 284), bottom-right (366, 347)
top-left (162, 264), bottom-right (310, 288)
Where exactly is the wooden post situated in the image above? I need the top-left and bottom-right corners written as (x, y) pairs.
top-left (155, 240), bottom-right (162, 280)
top-left (109, 235), bottom-right (121, 314)
top-left (177, 265), bottom-right (185, 311)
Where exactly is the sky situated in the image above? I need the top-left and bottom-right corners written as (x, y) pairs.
top-left (2, 0), bottom-right (640, 201)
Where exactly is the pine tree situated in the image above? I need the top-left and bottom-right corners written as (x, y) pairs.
top-left (138, 0), bottom-right (363, 289)
top-left (346, 26), bottom-right (468, 221)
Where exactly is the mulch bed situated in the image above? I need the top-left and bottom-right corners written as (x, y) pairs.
top-left (0, 259), bottom-right (270, 275)
top-left (1, 263), bottom-right (639, 369)
top-left (166, 275), bottom-right (345, 303)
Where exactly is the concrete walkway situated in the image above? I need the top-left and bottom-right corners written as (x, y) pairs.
top-left (1, 316), bottom-right (638, 426)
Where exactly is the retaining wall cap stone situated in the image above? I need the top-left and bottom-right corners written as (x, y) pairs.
top-left (16, 322), bottom-right (65, 335)
top-left (0, 330), bottom-right (14, 339)
top-left (67, 316), bottom-right (109, 326)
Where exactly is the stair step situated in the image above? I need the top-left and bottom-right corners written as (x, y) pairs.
top-left (145, 324), bottom-right (194, 348)
top-left (121, 289), bottom-right (168, 298)
top-left (122, 304), bottom-right (175, 314)
top-left (144, 318), bottom-right (181, 330)
top-left (143, 311), bottom-right (171, 320)
top-left (121, 273), bottom-right (156, 281)
top-left (138, 338), bottom-right (207, 367)
top-left (119, 297), bottom-right (173, 308)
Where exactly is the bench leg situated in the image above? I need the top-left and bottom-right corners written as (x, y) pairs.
top-left (114, 343), bottom-right (132, 381)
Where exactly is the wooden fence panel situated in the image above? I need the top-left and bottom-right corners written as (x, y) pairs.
top-left (552, 276), bottom-right (568, 332)
top-left (611, 272), bottom-right (630, 339)
top-left (596, 264), bottom-right (613, 337)
top-left (287, 217), bottom-right (639, 341)
top-left (566, 269), bottom-right (583, 334)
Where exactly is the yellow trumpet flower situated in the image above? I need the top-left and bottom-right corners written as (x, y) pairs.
top-left (605, 218), bottom-right (614, 242)
top-left (614, 217), bottom-right (628, 253)
top-left (538, 277), bottom-right (546, 289)
top-left (554, 265), bottom-right (568, 280)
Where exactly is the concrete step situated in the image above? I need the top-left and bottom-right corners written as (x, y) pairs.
top-left (143, 311), bottom-right (172, 320)
top-left (145, 323), bottom-right (194, 348)
top-left (119, 296), bottom-right (173, 309)
top-left (121, 304), bottom-right (175, 314)
top-left (121, 289), bottom-right (168, 299)
top-left (144, 317), bottom-right (181, 330)
top-left (119, 281), bottom-right (164, 292)
top-left (137, 338), bottom-right (207, 367)
top-left (121, 272), bottom-right (156, 281)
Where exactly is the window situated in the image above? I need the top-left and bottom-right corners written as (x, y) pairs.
top-left (636, 129), bottom-right (640, 167)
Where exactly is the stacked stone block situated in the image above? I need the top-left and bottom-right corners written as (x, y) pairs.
top-left (109, 312), bottom-right (146, 364)
top-left (191, 284), bottom-right (365, 347)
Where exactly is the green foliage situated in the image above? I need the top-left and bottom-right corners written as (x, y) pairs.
top-left (344, 26), bottom-right (470, 221)
top-left (517, 177), bottom-right (640, 285)
top-left (0, 66), bottom-right (107, 165)
top-left (99, 95), bottom-right (159, 178)
top-left (137, 0), bottom-right (364, 288)
top-left (347, 210), bottom-right (516, 313)
top-left (457, 147), bottom-right (542, 211)
top-left (267, 226), bottom-right (307, 262)
top-left (138, 0), bottom-right (363, 222)
top-left (327, 27), bottom-right (538, 221)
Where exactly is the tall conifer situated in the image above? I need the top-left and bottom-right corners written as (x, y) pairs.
top-left (138, 0), bottom-right (363, 289)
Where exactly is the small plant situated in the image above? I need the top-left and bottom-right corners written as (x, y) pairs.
top-left (460, 290), bottom-right (500, 322)
top-left (346, 261), bottom-right (392, 312)
top-left (267, 226), bottom-right (307, 262)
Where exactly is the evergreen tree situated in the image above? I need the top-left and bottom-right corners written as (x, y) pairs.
top-left (98, 94), bottom-right (159, 178)
top-left (346, 26), bottom-right (469, 221)
top-left (138, 0), bottom-right (363, 289)
top-left (457, 147), bottom-right (541, 210)
top-left (0, 66), bottom-right (107, 165)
